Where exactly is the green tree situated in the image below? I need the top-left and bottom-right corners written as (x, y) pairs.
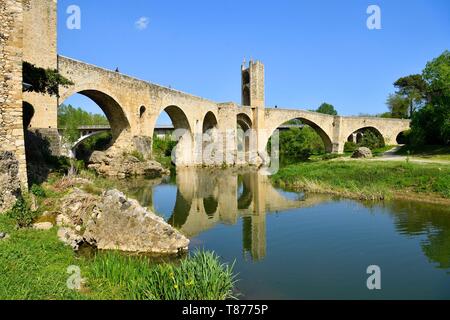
top-left (386, 93), bottom-right (409, 118)
top-left (23, 62), bottom-right (73, 97)
top-left (393, 74), bottom-right (428, 117)
top-left (58, 104), bottom-right (109, 143)
top-left (276, 126), bottom-right (325, 165)
top-left (411, 50), bottom-right (450, 145)
top-left (316, 103), bottom-right (338, 116)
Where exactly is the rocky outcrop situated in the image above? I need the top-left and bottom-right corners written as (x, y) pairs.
top-left (0, 151), bottom-right (21, 213)
top-left (88, 150), bottom-right (169, 179)
top-left (351, 147), bottom-right (373, 159)
top-left (57, 188), bottom-right (189, 253)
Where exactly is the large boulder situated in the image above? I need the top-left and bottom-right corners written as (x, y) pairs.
top-left (351, 147), bottom-right (373, 158)
top-left (88, 150), bottom-right (169, 179)
top-left (58, 188), bottom-right (189, 253)
top-left (0, 151), bottom-right (21, 213)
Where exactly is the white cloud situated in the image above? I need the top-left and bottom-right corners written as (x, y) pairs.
top-left (135, 17), bottom-right (149, 30)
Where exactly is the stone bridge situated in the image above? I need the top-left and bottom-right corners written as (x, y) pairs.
top-left (42, 56), bottom-right (409, 165)
top-left (1, 0), bottom-right (411, 187)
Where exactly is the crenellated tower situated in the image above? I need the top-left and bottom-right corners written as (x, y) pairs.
top-left (241, 60), bottom-right (265, 108)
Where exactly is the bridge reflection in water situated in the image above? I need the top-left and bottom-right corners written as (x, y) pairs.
top-left (121, 168), bottom-right (331, 261)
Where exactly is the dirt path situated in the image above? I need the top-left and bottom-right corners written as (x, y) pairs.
top-left (336, 145), bottom-right (450, 165)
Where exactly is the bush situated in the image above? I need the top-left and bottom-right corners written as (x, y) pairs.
top-left (30, 184), bottom-right (46, 198)
top-left (321, 153), bottom-right (341, 160)
top-left (276, 127), bottom-right (325, 165)
top-left (359, 130), bottom-right (385, 150)
top-left (344, 141), bottom-right (357, 153)
top-left (6, 196), bottom-right (38, 228)
top-left (130, 150), bottom-right (145, 162)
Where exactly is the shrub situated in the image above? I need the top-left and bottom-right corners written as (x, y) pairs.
top-left (130, 150), bottom-right (145, 162)
top-left (321, 153), bottom-right (341, 161)
top-left (344, 141), bottom-right (357, 153)
top-left (6, 196), bottom-right (38, 228)
top-left (359, 130), bottom-right (385, 150)
top-left (30, 184), bottom-right (46, 198)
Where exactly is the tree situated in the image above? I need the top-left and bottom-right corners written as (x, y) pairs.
top-left (386, 93), bottom-right (409, 118)
top-left (393, 74), bottom-right (427, 117)
top-left (316, 103), bottom-right (338, 116)
top-left (410, 50), bottom-right (450, 145)
top-left (23, 62), bottom-right (73, 97)
top-left (58, 104), bottom-right (109, 143)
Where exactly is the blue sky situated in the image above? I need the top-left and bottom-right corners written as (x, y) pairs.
top-left (59, 0), bottom-right (450, 124)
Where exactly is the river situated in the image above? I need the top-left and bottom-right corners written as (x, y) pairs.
top-left (118, 167), bottom-right (450, 299)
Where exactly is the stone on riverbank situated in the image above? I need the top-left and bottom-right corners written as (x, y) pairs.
top-left (33, 222), bottom-right (53, 230)
top-left (58, 188), bottom-right (189, 253)
top-left (351, 147), bottom-right (373, 159)
top-left (88, 150), bottom-right (170, 179)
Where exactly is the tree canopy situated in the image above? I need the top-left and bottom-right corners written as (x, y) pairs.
top-left (23, 62), bottom-right (73, 97)
top-left (316, 103), bottom-right (338, 115)
top-left (410, 50), bottom-right (450, 145)
top-left (58, 104), bottom-right (109, 143)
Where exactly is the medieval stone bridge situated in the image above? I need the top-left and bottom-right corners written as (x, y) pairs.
top-left (34, 56), bottom-right (409, 166)
top-left (1, 0), bottom-right (411, 187)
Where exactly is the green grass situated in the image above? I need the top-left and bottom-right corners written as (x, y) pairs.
top-left (395, 145), bottom-right (450, 161)
top-left (372, 145), bottom-right (396, 156)
top-left (0, 215), bottom-right (86, 300)
top-left (272, 160), bottom-right (450, 201)
top-left (88, 251), bottom-right (237, 300)
top-left (0, 212), bottom-right (236, 300)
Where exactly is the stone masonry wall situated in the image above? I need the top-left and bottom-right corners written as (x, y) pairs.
top-left (23, 0), bottom-right (58, 130)
top-left (0, 0), bottom-right (28, 192)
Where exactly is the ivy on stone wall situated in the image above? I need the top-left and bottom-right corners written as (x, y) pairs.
top-left (22, 61), bottom-right (74, 97)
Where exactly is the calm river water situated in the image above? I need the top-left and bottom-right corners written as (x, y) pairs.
top-left (119, 168), bottom-right (450, 299)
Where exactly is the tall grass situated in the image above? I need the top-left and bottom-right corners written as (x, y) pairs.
top-left (272, 160), bottom-right (450, 200)
top-left (88, 250), bottom-right (237, 300)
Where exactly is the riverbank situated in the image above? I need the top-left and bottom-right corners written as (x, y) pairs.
top-left (271, 160), bottom-right (450, 203)
top-left (0, 173), bottom-right (236, 300)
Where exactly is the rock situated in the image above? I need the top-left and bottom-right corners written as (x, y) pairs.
top-left (56, 213), bottom-right (73, 227)
top-left (58, 188), bottom-right (189, 254)
top-left (57, 227), bottom-right (85, 250)
top-left (33, 222), bottom-right (53, 230)
top-left (0, 151), bottom-right (21, 213)
top-left (351, 147), bottom-right (373, 158)
top-left (0, 233), bottom-right (10, 241)
top-left (88, 150), bottom-right (169, 179)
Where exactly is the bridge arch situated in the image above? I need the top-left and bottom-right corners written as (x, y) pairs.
top-left (70, 130), bottom-right (110, 158)
top-left (60, 88), bottom-right (131, 144)
top-left (237, 113), bottom-right (253, 156)
top-left (156, 105), bottom-right (193, 165)
top-left (345, 126), bottom-right (385, 146)
top-left (22, 101), bottom-right (35, 129)
top-left (265, 116), bottom-right (333, 153)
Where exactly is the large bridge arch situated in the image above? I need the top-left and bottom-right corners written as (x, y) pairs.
top-left (154, 105), bottom-right (194, 166)
top-left (264, 114), bottom-right (334, 153)
top-left (59, 87), bottom-right (131, 144)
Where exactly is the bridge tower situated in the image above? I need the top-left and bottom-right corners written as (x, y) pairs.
top-left (241, 60), bottom-right (267, 160)
top-left (241, 60), bottom-right (265, 108)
